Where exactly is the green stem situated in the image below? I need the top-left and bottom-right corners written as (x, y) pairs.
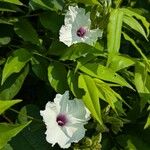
top-left (2, 114), bottom-right (13, 124)
top-left (9, 108), bottom-right (43, 123)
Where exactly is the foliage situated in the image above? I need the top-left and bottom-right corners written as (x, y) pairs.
top-left (0, 0), bottom-right (150, 149)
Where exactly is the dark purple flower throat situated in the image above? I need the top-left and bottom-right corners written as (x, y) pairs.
top-left (56, 114), bottom-right (68, 126)
top-left (76, 27), bottom-right (86, 37)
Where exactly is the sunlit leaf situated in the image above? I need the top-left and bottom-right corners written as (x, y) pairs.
top-left (10, 105), bottom-right (53, 150)
top-left (1, 144), bottom-right (13, 150)
top-left (29, 0), bottom-right (64, 11)
top-left (0, 121), bottom-right (31, 149)
top-left (2, 49), bottom-right (31, 84)
top-left (107, 9), bottom-right (123, 54)
top-left (79, 62), bottom-right (133, 89)
top-left (0, 0), bottom-right (22, 5)
top-left (61, 43), bottom-right (104, 61)
top-left (122, 8), bottom-right (149, 37)
top-left (78, 74), bottom-right (106, 130)
top-left (94, 78), bottom-right (126, 115)
top-left (0, 65), bottom-right (29, 100)
top-left (123, 15), bottom-right (148, 40)
top-left (108, 55), bottom-right (135, 71)
top-left (122, 32), bottom-right (150, 70)
top-left (0, 100), bottom-right (21, 115)
top-left (75, 0), bottom-right (99, 5)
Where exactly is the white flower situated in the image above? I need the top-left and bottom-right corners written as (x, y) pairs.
top-left (59, 6), bottom-right (103, 47)
top-left (40, 91), bottom-right (90, 149)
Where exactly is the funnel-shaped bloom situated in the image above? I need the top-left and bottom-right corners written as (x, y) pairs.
top-left (40, 91), bottom-right (90, 149)
top-left (59, 6), bottom-right (103, 47)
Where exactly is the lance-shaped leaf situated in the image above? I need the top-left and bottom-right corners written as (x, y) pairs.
top-left (134, 62), bottom-right (150, 109)
top-left (78, 62), bottom-right (133, 89)
top-left (76, 0), bottom-right (99, 5)
top-left (78, 74), bottom-right (105, 130)
top-left (0, 100), bottom-right (21, 115)
top-left (122, 8), bottom-right (149, 37)
top-left (123, 15), bottom-right (148, 40)
top-left (1, 144), bottom-right (13, 150)
top-left (94, 78), bottom-right (126, 115)
top-left (108, 55), bottom-right (135, 72)
top-left (107, 9), bottom-right (124, 54)
top-left (0, 0), bottom-right (23, 5)
top-left (29, 0), bottom-right (64, 11)
top-left (122, 32), bottom-right (150, 67)
top-left (61, 43), bottom-right (104, 61)
top-left (0, 121), bottom-right (31, 149)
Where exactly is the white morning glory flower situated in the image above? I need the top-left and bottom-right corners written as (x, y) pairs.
top-left (40, 91), bottom-right (90, 149)
top-left (59, 6), bottom-right (103, 47)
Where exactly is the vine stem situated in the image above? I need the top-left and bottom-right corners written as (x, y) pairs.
top-left (9, 108), bottom-right (43, 123)
top-left (2, 114), bottom-right (13, 124)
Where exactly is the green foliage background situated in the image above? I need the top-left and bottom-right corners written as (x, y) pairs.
top-left (0, 0), bottom-right (150, 149)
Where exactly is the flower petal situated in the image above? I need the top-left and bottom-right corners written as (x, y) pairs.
top-left (40, 102), bottom-right (57, 127)
top-left (65, 6), bottom-right (91, 27)
top-left (46, 126), bottom-right (71, 148)
top-left (84, 29), bottom-right (103, 45)
top-left (66, 98), bottom-right (90, 121)
top-left (59, 25), bottom-right (72, 47)
top-left (54, 91), bottom-right (70, 113)
top-left (64, 124), bottom-right (86, 144)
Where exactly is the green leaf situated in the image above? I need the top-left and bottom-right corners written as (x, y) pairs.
top-left (14, 19), bottom-right (41, 46)
top-left (0, 23), bottom-right (14, 46)
top-left (122, 8), bottom-right (150, 37)
top-left (135, 62), bottom-right (147, 94)
top-left (108, 55), bottom-right (135, 72)
top-left (117, 134), bottom-right (150, 150)
top-left (29, 0), bottom-right (64, 11)
top-left (61, 43), bottom-right (104, 61)
top-left (79, 62), bottom-right (133, 89)
top-left (2, 49), bottom-right (31, 84)
top-left (0, 121), bottom-right (31, 149)
top-left (0, 37), bottom-right (11, 45)
top-left (31, 56), bottom-right (49, 81)
top-left (0, 100), bottom-right (21, 115)
top-left (75, 0), bottom-right (99, 5)
top-left (10, 105), bottom-right (54, 150)
top-left (144, 112), bottom-right (150, 129)
top-left (48, 40), bottom-right (67, 56)
top-left (0, 0), bottom-right (22, 5)
top-left (78, 74), bottom-right (105, 130)
top-left (123, 15), bottom-right (148, 40)
top-left (122, 32), bottom-right (150, 67)
top-left (134, 62), bottom-right (150, 109)
top-left (40, 11), bottom-right (63, 33)
top-left (107, 9), bottom-right (123, 54)
top-left (67, 70), bottom-right (84, 99)
top-left (48, 62), bottom-right (68, 94)
top-left (94, 78), bottom-right (125, 115)
top-left (104, 115), bottom-right (124, 134)
top-left (1, 144), bottom-right (13, 150)
top-left (0, 2), bottom-right (21, 12)
top-left (0, 65), bottom-right (29, 100)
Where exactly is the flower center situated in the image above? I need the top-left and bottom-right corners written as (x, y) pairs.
top-left (76, 27), bottom-right (86, 37)
top-left (56, 114), bottom-right (68, 127)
